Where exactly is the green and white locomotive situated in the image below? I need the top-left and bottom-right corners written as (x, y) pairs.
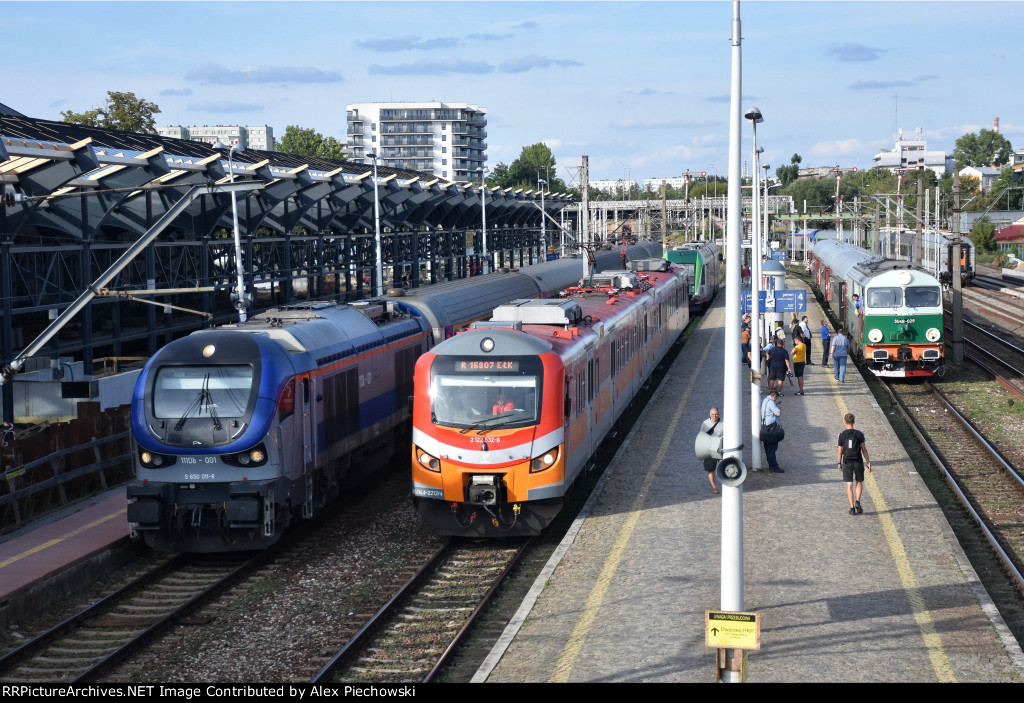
top-left (809, 239), bottom-right (944, 378)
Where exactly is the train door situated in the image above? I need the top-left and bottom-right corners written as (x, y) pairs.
top-left (301, 376), bottom-right (316, 518)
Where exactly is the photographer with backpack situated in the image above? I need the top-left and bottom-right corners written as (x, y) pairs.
top-left (837, 413), bottom-right (872, 515)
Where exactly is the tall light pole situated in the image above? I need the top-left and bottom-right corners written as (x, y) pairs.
top-left (718, 2), bottom-right (747, 683)
top-left (745, 107), bottom-right (764, 484)
top-left (228, 143), bottom-right (248, 322)
top-left (478, 166), bottom-right (490, 274)
top-left (367, 152), bottom-right (384, 296)
top-left (538, 173), bottom-right (547, 261)
top-left (763, 163), bottom-right (771, 252)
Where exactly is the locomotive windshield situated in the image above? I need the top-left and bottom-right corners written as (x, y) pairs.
top-left (905, 285), bottom-right (940, 308)
top-left (867, 287), bottom-right (902, 308)
top-left (152, 365), bottom-right (255, 419)
top-left (429, 356), bottom-right (543, 429)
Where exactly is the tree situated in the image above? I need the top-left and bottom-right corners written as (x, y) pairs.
top-left (61, 91), bottom-right (160, 134)
top-left (969, 217), bottom-right (997, 253)
top-left (278, 126), bottom-right (346, 161)
top-left (776, 153), bottom-right (802, 187)
top-left (953, 129), bottom-right (1013, 168)
top-left (492, 143), bottom-right (567, 192)
top-left (988, 166), bottom-right (1024, 210)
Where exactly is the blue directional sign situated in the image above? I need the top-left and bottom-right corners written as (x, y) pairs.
top-left (741, 290), bottom-right (806, 314)
top-left (770, 251), bottom-right (787, 262)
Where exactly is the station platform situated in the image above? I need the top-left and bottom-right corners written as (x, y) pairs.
top-left (0, 488), bottom-right (135, 628)
top-left (475, 275), bottom-right (1024, 683)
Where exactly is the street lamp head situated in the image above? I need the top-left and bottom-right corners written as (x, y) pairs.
top-left (229, 144), bottom-right (245, 155)
top-left (538, 178), bottom-right (547, 186)
top-left (744, 106), bottom-right (764, 124)
top-left (367, 152), bottom-right (378, 160)
top-left (756, 146), bottom-right (764, 155)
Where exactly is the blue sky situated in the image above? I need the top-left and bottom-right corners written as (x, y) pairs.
top-left (5, 1), bottom-right (1020, 186)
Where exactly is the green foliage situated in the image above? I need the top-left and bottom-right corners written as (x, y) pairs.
top-left (969, 217), bottom-right (997, 253)
top-left (490, 143), bottom-right (567, 192)
top-left (954, 129), bottom-right (1013, 168)
top-left (60, 91), bottom-right (160, 134)
top-left (278, 125), bottom-right (346, 161)
top-left (775, 153), bottom-right (802, 187)
top-left (988, 167), bottom-right (1024, 210)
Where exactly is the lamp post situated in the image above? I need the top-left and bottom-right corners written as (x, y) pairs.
top-left (745, 106), bottom-right (764, 480)
top-left (478, 166), bottom-right (490, 274)
top-left (538, 173), bottom-right (547, 262)
top-left (763, 163), bottom-right (771, 252)
top-left (228, 143), bottom-right (247, 322)
top-left (367, 152), bottom-right (384, 296)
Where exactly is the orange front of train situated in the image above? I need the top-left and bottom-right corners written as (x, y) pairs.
top-left (411, 316), bottom-right (573, 537)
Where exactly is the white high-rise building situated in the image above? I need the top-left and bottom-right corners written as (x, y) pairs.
top-left (346, 101), bottom-right (486, 182)
top-left (156, 125), bottom-right (276, 151)
top-left (872, 128), bottom-right (951, 177)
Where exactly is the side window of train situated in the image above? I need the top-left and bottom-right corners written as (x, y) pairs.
top-left (587, 359), bottom-right (594, 403)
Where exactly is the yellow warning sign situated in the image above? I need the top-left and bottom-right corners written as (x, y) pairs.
top-left (706, 610), bottom-right (760, 650)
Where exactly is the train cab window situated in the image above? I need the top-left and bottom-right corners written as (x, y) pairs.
top-left (867, 287), bottom-right (902, 308)
top-left (152, 365), bottom-right (254, 419)
top-left (905, 285), bottom-right (940, 308)
top-left (428, 356), bottom-right (542, 429)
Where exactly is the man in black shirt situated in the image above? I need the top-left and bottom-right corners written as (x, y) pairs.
top-left (837, 413), bottom-right (872, 515)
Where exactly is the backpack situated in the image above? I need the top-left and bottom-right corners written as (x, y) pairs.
top-left (841, 430), bottom-right (865, 460)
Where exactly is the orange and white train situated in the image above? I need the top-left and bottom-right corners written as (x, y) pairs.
top-left (410, 261), bottom-right (690, 536)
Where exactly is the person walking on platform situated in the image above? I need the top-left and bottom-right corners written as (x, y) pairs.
top-left (830, 328), bottom-right (850, 382)
top-left (620, 241), bottom-right (628, 269)
top-left (791, 333), bottom-right (807, 395)
top-left (760, 389), bottom-right (784, 473)
top-left (837, 413), bottom-right (872, 514)
top-left (700, 407), bottom-right (724, 494)
top-left (800, 316), bottom-right (813, 364)
top-left (766, 338), bottom-right (793, 395)
top-left (820, 319), bottom-right (831, 367)
top-left (741, 324), bottom-right (752, 367)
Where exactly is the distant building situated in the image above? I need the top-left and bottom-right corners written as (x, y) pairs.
top-left (591, 179), bottom-right (638, 196)
top-left (872, 127), bottom-right (952, 176)
top-left (643, 177), bottom-right (691, 192)
top-left (959, 165), bottom-right (1000, 194)
top-left (156, 124), bottom-right (275, 151)
top-left (346, 101), bottom-right (486, 182)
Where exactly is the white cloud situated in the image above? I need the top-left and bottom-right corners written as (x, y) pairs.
top-left (810, 139), bottom-right (865, 157)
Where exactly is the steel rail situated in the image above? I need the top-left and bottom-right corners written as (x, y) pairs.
top-left (422, 536), bottom-right (535, 683)
top-left (880, 380), bottom-right (1024, 595)
top-left (311, 540), bottom-right (453, 684)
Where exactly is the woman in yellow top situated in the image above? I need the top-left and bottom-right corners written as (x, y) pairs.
top-left (791, 334), bottom-right (807, 396)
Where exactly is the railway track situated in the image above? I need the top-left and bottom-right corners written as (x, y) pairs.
top-left (958, 285), bottom-right (1024, 331)
top-left (945, 313), bottom-right (1024, 399)
top-left (881, 380), bottom-right (1024, 594)
top-left (313, 538), bottom-right (533, 684)
top-left (0, 552), bottom-right (259, 683)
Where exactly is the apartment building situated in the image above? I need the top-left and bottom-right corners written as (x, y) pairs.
top-left (156, 124), bottom-right (275, 151)
top-left (346, 101), bottom-right (486, 182)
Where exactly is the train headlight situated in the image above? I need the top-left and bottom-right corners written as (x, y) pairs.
top-left (868, 328), bottom-right (883, 343)
top-left (416, 447), bottom-right (441, 472)
top-left (222, 444), bottom-right (269, 467)
top-left (480, 337), bottom-right (495, 353)
top-left (531, 448), bottom-right (559, 473)
top-left (926, 327), bottom-right (941, 342)
top-left (138, 449), bottom-right (176, 468)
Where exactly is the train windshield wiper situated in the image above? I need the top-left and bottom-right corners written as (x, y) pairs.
top-left (173, 373), bottom-right (223, 432)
